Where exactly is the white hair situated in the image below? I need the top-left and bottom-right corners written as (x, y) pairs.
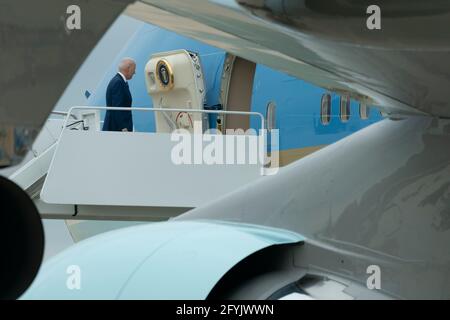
top-left (118, 57), bottom-right (136, 72)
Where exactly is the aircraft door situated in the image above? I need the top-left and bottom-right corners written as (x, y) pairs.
top-left (145, 50), bottom-right (207, 133)
top-left (220, 55), bottom-right (256, 132)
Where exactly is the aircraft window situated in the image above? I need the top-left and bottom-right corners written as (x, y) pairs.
top-left (359, 102), bottom-right (370, 120)
top-left (340, 95), bottom-right (350, 122)
top-left (266, 101), bottom-right (276, 130)
top-left (320, 93), bottom-right (331, 125)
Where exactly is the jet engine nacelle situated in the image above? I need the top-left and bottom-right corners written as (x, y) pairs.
top-left (144, 49), bottom-right (207, 133)
top-left (0, 176), bottom-right (44, 299)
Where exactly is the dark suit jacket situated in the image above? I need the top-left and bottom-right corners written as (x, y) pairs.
top-left (102, 73), bottom-right (133, 131)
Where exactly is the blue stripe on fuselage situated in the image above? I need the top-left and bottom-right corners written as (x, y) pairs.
top-left (86, 18), bottom-right (382, 152)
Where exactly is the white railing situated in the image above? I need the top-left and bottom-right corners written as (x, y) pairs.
top-left (51, 111), bottom-right (78, 119)
top-left (63, 106), bottom-right (265, 133)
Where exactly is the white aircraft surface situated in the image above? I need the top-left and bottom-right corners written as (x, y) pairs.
top-left (1, 0), bottom-right (449, 300)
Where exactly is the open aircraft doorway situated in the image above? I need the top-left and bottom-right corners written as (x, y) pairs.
top-left (220, 54), bottom-right (256, 132)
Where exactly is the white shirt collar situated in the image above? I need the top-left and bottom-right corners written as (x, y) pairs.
top-left (118, 72), bottom-right (127, 83)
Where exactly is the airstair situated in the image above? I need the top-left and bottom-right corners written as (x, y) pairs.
top-left (10, 50), bottom-right (278, 221)
top-left (11, 107), bottom-right (270, 221)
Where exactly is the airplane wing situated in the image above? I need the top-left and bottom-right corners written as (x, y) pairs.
top-left (125, 0), bottom-right (450, 117)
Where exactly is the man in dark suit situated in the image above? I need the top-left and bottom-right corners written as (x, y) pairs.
top-left (103, 58), bottom-right (136, 132)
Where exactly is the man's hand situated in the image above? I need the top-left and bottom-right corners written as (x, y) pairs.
top-left (122, 128), bottom-right (128, 132)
